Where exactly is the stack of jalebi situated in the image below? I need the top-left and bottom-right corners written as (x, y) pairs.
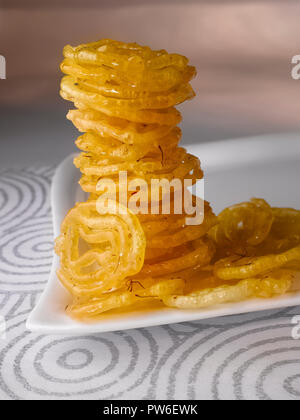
top-left (56, 39), bottom-right (216, 318)
top-left (55, 39), bottom-right (300, 320)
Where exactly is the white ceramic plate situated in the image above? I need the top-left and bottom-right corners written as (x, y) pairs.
top-left (27, 133), bottom-right (300, 335)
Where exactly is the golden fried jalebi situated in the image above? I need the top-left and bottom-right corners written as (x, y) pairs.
top-left (56, 39), bottom-right (299, 320)
top-left (214, 246), bottom-right (300, 281)
top-left (208, 198), bottom-right (274, 254)
top-left (55, 200), bottom-right (146, 297)
top-left (162, 269), bottom-right (293, 309)
top-left (208, 199), bottom-right (300, 282)
top-left (138, 239), bottom-right (215, 278)
top-left (163, 200), bottom-right (299, 311)
top-left (67, 277), bottom-right (185, 319)
top-left (256, 207), bottom-right (300, 255)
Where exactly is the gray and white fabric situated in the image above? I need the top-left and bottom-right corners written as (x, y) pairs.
top-left (0, 167), bottom-right (299, 400)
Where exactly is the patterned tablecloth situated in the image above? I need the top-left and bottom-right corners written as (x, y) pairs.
top-left (0, 167), bottom-right (299, 400)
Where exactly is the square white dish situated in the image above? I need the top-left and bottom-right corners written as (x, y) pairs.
top-left (27, 133), bottom-right (300, 335)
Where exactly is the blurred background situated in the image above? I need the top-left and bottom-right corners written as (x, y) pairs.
top-left (1, 0), bottom-right (300, 167)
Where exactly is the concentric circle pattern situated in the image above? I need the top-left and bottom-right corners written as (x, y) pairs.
top-left (0, 168), bottom-right (300, 400)
top-left (0, 168), bottom-right (54, 293)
